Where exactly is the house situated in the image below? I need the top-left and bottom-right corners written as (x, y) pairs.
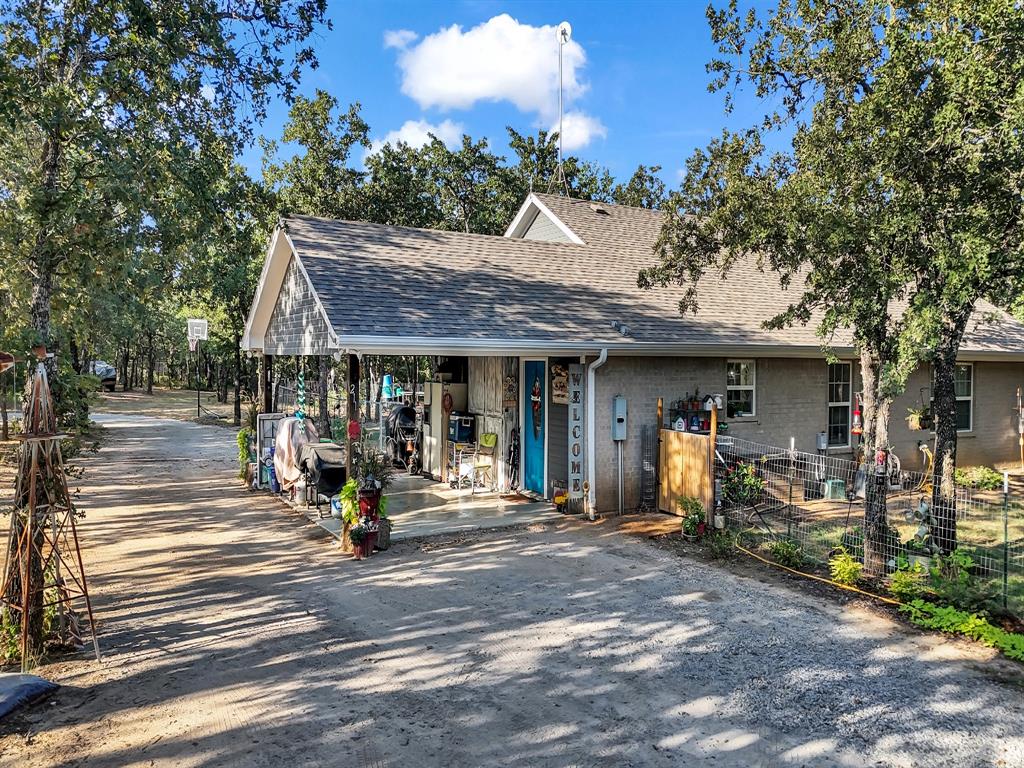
top-left (242, 192), bottom-right (1024, 513)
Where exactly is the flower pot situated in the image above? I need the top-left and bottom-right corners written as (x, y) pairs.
top-left (352, 541), bottom-right (366, 560)
top-left (365, 530), bottom-right (377, 556)
top-left (907, 415), bottom-right (923, 431)
top-left (359, 489), bottom-right (382, 516)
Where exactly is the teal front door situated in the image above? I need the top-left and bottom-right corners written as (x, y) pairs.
top-left (523, 360), bottom-right (546, 495)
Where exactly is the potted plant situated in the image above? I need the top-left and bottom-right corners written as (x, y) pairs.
top-left (906, 405), bottom-right (932, 431)
top-left (348, 448), bottom-right (394, 553)
top-left (349, 522), bottom-right (369, 560)
top-left (678, 496), bottom-right (706, 540)
top-left (355, 449), bottom-right (394, 516)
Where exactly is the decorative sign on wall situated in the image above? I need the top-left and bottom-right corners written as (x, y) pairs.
top-left (568, 364), bottom-right (585, 505)
top-left (551, 363), bottom-right (569, 405)
top-left (503, 375), bottom-right (518, 407)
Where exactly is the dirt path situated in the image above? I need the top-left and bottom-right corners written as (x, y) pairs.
top-left (1, 413), bottom-right (1022, 767)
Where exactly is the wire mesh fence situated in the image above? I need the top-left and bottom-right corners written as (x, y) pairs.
top-left (713, 435), bottom-right (1024, 617)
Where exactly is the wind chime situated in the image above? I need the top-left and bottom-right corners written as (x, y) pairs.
top-left (0, 355), bottom-right (100, 671)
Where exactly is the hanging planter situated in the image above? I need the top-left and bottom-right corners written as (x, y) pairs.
top-left (906, 407), bottom-right (932, 431)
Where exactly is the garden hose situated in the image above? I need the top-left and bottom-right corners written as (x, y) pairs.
top-left (733, 542), bottom-right (904, 607)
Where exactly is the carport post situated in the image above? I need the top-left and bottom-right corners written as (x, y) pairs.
top-left (346, 353), bottom-right (360, 478)
top-left (260, 354), bottom-right (273, 414)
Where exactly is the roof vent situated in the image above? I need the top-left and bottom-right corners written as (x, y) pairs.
top-left (588, 203), bottom-right (609, 215)
top-left (611, 320), bottom-right (631, 337)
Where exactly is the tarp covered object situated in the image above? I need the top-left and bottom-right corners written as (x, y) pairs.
top-left (273, 417), bottom-right (319, 491)
top-left (0, 673), bottom-right (58, 720)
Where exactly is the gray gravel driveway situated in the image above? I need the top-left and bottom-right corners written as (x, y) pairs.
top-left (1, 413), bottom-right (1021, 767)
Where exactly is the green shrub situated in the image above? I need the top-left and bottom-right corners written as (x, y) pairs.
top-left (236, 427), bottom-right (254, 479)
top-left (954, 465), bottom-right (1003, 491)
top-left (829, 547), bottom-right (863, 585)
top-left (703, 529), bottom-right (736, 560)
top-left (889, 564), bottom-right (926, 602)
top-left (768, 538), bottom-right (804, 568)
top-left (900, 600), bottom-right (1024, 662)
top-left (928, 548), bottom-right (994, 613)
top-left (722, 462), bottom-right (765, 505)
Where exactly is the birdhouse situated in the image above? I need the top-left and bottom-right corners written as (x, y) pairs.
top-left (703, 394), bottom-right (718, 411)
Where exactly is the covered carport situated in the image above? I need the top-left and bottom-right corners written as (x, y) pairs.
top-left (240, 214), bottom-right (606, 533)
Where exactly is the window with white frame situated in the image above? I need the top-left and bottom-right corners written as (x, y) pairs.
top-left (827, 362), bottom-right (852, 447)
top-left (726, 360), bottom-right (756, 417)
top-left (954, 363), bottom-right (973, 432)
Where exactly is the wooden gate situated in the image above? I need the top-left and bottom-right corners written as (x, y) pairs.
top-left (658, 429), bottom-right (713, 515)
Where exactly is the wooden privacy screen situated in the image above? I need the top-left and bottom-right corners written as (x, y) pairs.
top-left (658, 429), bottom-right (713, 516)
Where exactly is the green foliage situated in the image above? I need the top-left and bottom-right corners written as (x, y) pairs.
top-left (640, 0), bottom-right (1024, 551)
top-left (236, 428), bottom-right (254, 479)
top-left (889, 563), bottom-right (926, 603)
top-left (768, 538), bottom-right (804, 569)
top-left (348, 524), bottom-right (369, 545)
top-left (900, 600), bottom-right (1024, 662)
top-left (702, 529), bottom-right (737, 560)
top-left (355, 448), bottom-right (394, 493)
top-left (677, 496), bottom-right (706, 537)
top-left (954, 466), bottom-right (1003, 491)
top-left (339, 479), bottom-right (359, 524)
top-left (927, 549), bottom-right (992, 613)
top-left (722, 462), bottom-right (764, 506)
top-left (829, 547), bottom-right (863, 586)
top-left (0, 611), bottom-right (19, 663)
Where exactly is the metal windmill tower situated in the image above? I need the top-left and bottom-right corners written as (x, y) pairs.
top-left (550, 21), bottom-right (573, 196)
top-left (0, 356), bottom-right (100, 670)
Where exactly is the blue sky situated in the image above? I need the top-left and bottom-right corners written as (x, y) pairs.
top-left (241, 1), bottom-right (777, 188)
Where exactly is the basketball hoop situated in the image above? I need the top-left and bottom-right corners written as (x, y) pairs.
top-left (188, 337), bottom-right (199, 353)
top-left (187, 318), bottom-right (209, 341)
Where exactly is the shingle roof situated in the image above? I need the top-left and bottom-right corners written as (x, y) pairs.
top-left (282, 194), bottom-right (1024, 356)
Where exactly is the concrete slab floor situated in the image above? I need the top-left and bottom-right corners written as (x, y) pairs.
top-left (290, 472), bottom-right (563, 542)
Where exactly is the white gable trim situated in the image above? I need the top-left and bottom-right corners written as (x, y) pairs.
top-left (242, 223), bottom-right (341, 352)
top-left (503, 193), bottom-right (585, 244)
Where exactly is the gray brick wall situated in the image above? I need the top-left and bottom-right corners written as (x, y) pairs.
top-left (264, 256), bottom-right (334, 355)
top-left (590, 355), bottom-right (1024, 513)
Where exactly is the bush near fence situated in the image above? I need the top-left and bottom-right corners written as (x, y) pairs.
top-left (713, 436), bottom-right (1024, 618)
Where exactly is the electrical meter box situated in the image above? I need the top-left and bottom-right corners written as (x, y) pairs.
top-left (612, 395), bottom-right (628, 441)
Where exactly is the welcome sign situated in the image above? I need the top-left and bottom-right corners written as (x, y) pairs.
top-left (568, 364), bottom-right (585, 507)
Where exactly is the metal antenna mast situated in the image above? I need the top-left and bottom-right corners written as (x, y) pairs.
top-left (552, 21), bottom-right (572, 196)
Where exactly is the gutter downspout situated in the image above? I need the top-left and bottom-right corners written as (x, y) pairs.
top-left (586, 348), bottom-right (608, 520)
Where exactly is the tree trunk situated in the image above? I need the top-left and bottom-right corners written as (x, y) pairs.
top-left (146, 331), bottom-right (155, 395)
top-left (121, 343), bottom-right (131, 391)
top-left (233, 332), bottom-right (242, 427)
top-left (931, 339), bottom-right (961, 554)
top-left (859, 343), bottom-right (893, 574)
top-left (317, 355), bottom-right (331, 438)
top-left (1, 372), bottom-right (8, 441)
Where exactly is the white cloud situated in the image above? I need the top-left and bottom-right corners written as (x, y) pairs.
top-left (391, 14), bottom-right (602, 142)
top-left (551, 111), bottom-right (606, 151)
top-left (383, 29), bottom-right (418, 50)
top-left (370, 118), bottom-right (464, 154)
